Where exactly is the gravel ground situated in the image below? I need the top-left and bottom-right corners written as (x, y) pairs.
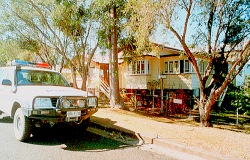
top-left (91, 108), bottom-right (250, 160)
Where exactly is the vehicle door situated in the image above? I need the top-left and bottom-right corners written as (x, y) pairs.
top-left (0, 68), bottom-right (15, 114)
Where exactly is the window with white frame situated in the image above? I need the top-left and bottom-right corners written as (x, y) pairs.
top-left (184, 60), bottom-right (190, 72)
top-left (165, 61), bottom-right (179, 74)
top-left (174, 61), bottom-right (179, 73)
top-left (179, 60), bottom-right (194, 73)
top-left (169, 61), bottom-right (173, 73)
top-left (199, 60), bottom-right (207, 73)
top-left (128, 60), bottom-right (150, 74)
top-left (165, 62), bottom-right (168, 73)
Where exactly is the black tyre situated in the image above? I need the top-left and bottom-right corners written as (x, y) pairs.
top-left (13, 108), bottom-right (31, 142)
top-left (75, 118), bottom-right (90, 133)
top-left (80, 118), bottom-right (90, 131)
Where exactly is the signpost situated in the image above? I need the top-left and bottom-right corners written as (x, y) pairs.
top-left (173, 98), bottom-right (182, 104)
top-left (159, 75), bottom-right (167, 113)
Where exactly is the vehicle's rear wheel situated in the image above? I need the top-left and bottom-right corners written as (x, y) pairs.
top-left (13, 108), bottom-right (31, 142)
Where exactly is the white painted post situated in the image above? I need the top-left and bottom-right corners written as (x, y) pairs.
top-left (152, 90), bottom-right (155, 112)
top-left (236, 108), bottom-right (239, 125)
top-left (159, 75), bottom-right (167, 114)
top-left (160, 78), bottom-right (164, 113)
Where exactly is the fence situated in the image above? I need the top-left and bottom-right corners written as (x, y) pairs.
top-left (121, 89), bottom-right (193, 115)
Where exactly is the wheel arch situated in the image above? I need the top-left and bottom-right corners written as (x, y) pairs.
top-left (11, 102), bottom-right (21, 118)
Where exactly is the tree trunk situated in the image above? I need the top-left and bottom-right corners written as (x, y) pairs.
top-left (109, 6), bottom-right (121, 108)
top-left (71, 66), bottom-right (78, 89)
top-left (199, 103), bottom-right (213, 127)
top-left (81, 64), bottom-right (88, 91)
top-left (198, 89), bottom-right (221, 127)
top-left (81, 72), bottom-right (87, 91)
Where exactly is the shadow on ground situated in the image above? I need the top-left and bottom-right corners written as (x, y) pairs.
top-left (29, 130), bottom-right (129, 151)
top-left (89, 116), bottom-right (142, 145)
top-left (0, 116), bottom-right (13, 123)
top-left (0, 111), bottom-right (140, 151)
top-left (27, 117), bottom-right (140, 152)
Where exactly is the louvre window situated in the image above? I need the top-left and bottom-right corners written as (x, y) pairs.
top-left (128, 60), bottom-right (150, 75)
top-left (165, 61), bottom-right (180, 74)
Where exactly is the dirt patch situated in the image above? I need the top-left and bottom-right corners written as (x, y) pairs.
top-left (93, 107), bottom-right (250, 159)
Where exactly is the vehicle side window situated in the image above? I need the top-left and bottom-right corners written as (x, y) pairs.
top-left (5, 69), bottom-right (11, 80)
top-left (0, 69), bottom-right (7, 83)
top-left (0, 69), bottom-right (3, 83)
top-left (0, 68), bottom-right (13, 84)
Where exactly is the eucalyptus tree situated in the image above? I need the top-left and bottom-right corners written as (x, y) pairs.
top-left (94, 0), bottom-right (130, 108)
top-left (126, 0), bottom-right (250, 126)
top-left (53, 0), bottom-right (99, 90)
top-left (0, 0), bottom-right (98, 90)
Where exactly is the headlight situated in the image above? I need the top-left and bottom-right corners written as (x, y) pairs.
top-left (34, 98), bottom-right (53, 108)
top-left (77, 99), bottom-right (85, 108)
top-left (88, 97), bottom-right (97, 108)
top-left (62, 99), bottom-right (71, 108)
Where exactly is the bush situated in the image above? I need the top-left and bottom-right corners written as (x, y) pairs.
top-left (244, 110), bottom-right (250, 116)
top-left (224, 76), bottom-right (250, 113)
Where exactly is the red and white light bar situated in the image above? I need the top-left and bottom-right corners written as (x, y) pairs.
top-left (11, 60), bottom-right (51, 69)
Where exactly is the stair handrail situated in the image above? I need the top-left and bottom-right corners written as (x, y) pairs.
top-left (99, 78), bottom-right (110, 99)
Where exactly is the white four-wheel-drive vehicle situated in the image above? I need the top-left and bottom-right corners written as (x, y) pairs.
top-left (0, 60), bottom-right (98, 142)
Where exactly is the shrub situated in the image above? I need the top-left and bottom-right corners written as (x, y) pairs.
top-left (224, 75), bottom-right (250, 113)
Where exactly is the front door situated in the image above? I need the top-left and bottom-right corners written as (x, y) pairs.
top-left (0, 68), bottom-right (16, 115)
top-left (100, 64), bottom-right (109, 85)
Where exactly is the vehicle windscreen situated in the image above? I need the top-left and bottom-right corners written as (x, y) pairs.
top-left (17, 69), bottom-right (70, 87)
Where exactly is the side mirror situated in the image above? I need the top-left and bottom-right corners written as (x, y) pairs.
top-left (2, 79), bottom-right (12, 86)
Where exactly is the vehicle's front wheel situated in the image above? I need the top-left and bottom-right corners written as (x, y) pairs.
top-left (75, 118), bottom-right (90, 133)
top-left (80, 118), bottom-right (90, 131)
top-left (13, 108), bottom-right (31, 142)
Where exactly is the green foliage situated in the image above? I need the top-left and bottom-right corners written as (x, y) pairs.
top-left (17, 37), bottom-right (40, 53)
top-left (119, 37), bottom-right (138, 63)
top-left (53, 0), bottom-right (91, 40)
top-left (94, 0), bottom-right (130, 50)
top-left (222, 0), bottom-right (250, 45)
top-left (95, 0), bottom-right (156, 61)
top-left (124, 0), bottom-right (156, 55)
top-left (0, 39), bottom-right (24, 66)
top-left (244, 74), bottom-right (250, 87)
top-left (225, 77), bottom-right (250, 114)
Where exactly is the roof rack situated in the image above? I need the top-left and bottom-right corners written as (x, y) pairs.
top-left (10, 60), bottom-right (51, 69)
